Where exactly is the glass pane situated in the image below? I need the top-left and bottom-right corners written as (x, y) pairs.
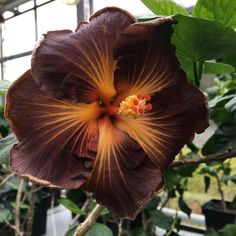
top-left (36, 0), bottom-right (51, 5)
top-left (93, 0), bottom-right (197, 16)
top-left (2, 11), bottom-right (36, 57)
top-left (93, 0), bottom-right (153, 17)
top-left (37, 1), bottom-right (77, 37)
top-left (3, 56), bottom-right (31, 82)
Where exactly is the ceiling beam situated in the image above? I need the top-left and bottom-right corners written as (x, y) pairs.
top-left (4, 0), bottom-right (31, 11)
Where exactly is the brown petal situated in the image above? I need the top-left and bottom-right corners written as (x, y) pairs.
top-left (116, 83), bottom-right (209, 171)
top-left (113, 17), bottom-right (187, 105)
top-left (5, 70), bottom-right (100, 188)
top-left (32, 7), bottom-right (136, 103)
top-left (83, 117), bottom-right (163, 219)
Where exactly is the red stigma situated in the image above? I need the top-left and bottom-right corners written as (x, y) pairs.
top-left (133, 99), bottom-right (139, 105)
top-left (138, 108), bottom-right (144, 114)
top-left (144, 95), bottom-right (151, 101)
top-left (146, 103), bottom-right (152, 111)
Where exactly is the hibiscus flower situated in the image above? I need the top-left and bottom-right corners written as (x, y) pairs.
top-left (5, 7), bottom-right (209, 219)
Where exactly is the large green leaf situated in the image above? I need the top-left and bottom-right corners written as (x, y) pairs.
top-left (171, 14), bottom-right (236, 82)
top-left (223, 53), bottom-right (236, 68)
top-left (192, 0), bottom-right (236, 29)
top-left (0, 80), bottom-right (11, 97)
top-left (0, 133), bottom-right (17, 164)
top-left (85, 223), bottom-right (113, 236)
top-left (57, 198), bottom-right (86, 215)
top-left (203, 61), bottom-right (235, 74)
top-left (141, 0), bottom-right (188, 16)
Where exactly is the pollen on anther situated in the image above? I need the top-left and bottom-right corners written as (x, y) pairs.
top-left (118, 94), bottom-right (152, 119)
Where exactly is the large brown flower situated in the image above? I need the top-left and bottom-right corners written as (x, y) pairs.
top-left (5, 7), bottom-right (209, 219)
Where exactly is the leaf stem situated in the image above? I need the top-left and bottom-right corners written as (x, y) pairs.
top-left (193, 61), bottom-right (204, 87)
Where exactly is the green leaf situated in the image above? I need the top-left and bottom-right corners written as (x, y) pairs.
top-left (202, 125), bottom-right (236, 155)
top-left (223, 53), bottom-right (236, 69)
top-left (203, 61), bottom-right (235, 74)
top-left (85, 223), bottom-right (113, 236)
top-left (205, 224), bottom-right (236, 236)
top-left (0, 205), bottom-right (12, 223)
top-left (65, 226), bottom-right (77, 236)
top-left (225, 96), bottom-right (236, 113)
top-left (178, 197), bottom-right (191, 217)
top-left (150, 210), bottom-right (174, 230)
top-left (0, 133), bottom-right (18, 164)
top-left (5, 177), bottom-right (20, 189)
top-left (192, 0), bottom-right (236, 29)
top-left (171, 14), bottom-right (236, 82)
top-left (141, 0), bottom-right (188, 16)
top-left (0, 80), bottom-right (11, 96)
top-left (58, 198), bottom-right (86, 216)
top-left (232, 195), bottom-right (236, 208)
top-left (204, 175), bottom-right (211, 193)
top-left (219, 224), bottom-right (236, 236)
top-left (208, 94), bottom-right (235, 109)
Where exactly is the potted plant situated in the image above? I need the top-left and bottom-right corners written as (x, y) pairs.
top-left (200, 73), bottom-right (236, 230)
top-left (200, 162), bottom-right (236, 230)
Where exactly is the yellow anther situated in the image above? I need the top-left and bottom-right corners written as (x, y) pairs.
top-left (118, 94), bottom-right (152, 119)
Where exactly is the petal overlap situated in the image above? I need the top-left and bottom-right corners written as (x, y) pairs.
top-left (84, 117), bottom-right (163, 219)
top-left (113, 18), bottom-right (186, 105)
top-left (6, 71), bottom-right (99, 188)
top-left (32, 7), bottom-right (135, 103)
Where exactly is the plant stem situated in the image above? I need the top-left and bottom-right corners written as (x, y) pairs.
top-left (72, 204), bottom-right (104, 236)
top-left (118, 219), bottom-right (123, 236)
top-left (26, 184), bottom-right (36, 236)
top-left (170, 150), bottom-right (236, 167)
top-left (15, 179), bottom-right (25, 236)
top-left (63, 196), bottom-right (91, 236)
top-left (193, 61), bottom-right (204, 87)
top-left (215, 175), bottom-right (227, 211)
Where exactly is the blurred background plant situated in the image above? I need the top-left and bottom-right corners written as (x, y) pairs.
top-left (0, 0), bottom-right (236, 235)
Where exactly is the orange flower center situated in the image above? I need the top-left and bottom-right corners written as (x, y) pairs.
top-left (118, 94), bottom-right (152, 119)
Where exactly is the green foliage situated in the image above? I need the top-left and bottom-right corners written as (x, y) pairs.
top-left (0, 205), bottom-right (12, 223)
top-left (141, 0), bottom-right (188, 16)
top-left (85, 223), bottom-right (113, 236)
top-left (0, 80), bottom-right (10, 97)
top-left (171, 14), bottom-right (236, 84)
top-left (178, 197), bottom-right (191, 217)
top-left (58, 198), bottom-right (87, 215)
top-left (204, 175), bottom-right (211, 193)
top-left (203, 62), bottom-right (235, 75)
top-left (150, 210), bottom-right (177, 230)
top-left (0, 133), bottom-right (17, 164)
top-left (192, 0), bottom-right (236, 29)
top-left (205, 224), bottom-right (236, 236)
